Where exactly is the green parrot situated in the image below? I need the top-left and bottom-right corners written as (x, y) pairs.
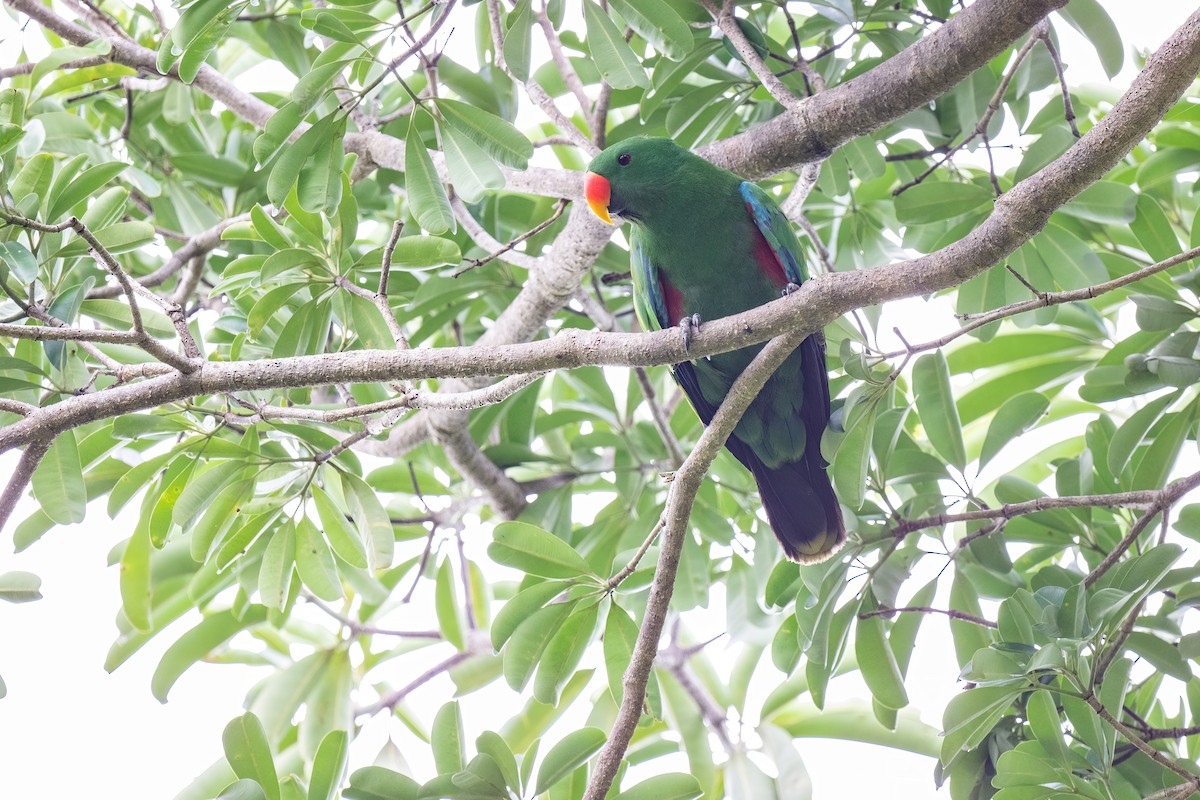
top-left (584, 137), bottom-right (845, 563)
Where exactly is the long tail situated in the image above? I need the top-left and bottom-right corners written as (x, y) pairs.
top-left (746, 451), bottom-right (845, 563)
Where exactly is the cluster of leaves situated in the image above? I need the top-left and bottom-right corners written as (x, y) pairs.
top-left (2, 0), bottom-right (1200, 798)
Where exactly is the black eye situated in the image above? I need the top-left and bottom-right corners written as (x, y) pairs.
top-left (617, 153), bottom-right (632, 166)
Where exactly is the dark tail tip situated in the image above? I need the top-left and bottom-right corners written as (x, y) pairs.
top-left (749, 455), bottom-right (846, 564)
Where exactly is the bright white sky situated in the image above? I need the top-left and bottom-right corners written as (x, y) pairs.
top-left (0, 3), bottom-right (1193, 799)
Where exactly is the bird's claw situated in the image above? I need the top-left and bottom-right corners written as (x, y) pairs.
top-left (782, 282), bottom-right (801, 297)
top-left (678, 313), bottom-right (701, 353)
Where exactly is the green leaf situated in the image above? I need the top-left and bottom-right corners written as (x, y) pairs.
top-left (1131, 294), bottom-right (1193, 331)
top-left (1060, 0), bottom-right (1123, 78)
top-left (1108, 390), bottom-right (1179, 475)
top-left (308, 730), bottom-right (350, 800)
top-left (174, 461), bottom-right (246, 531)
top-left (894, 182), bottom-right (992, 225)
top-left (432, 700), bottom-right (465, 775)
top-left (292, 58), bottom-right (354, 115)
top-left (582, 0), bottom-right (649, 89)
top-left (607, 0), bottom-right (693, 61)
top-left (345, 767), bottom-right (419, 800)
top-left (614, 773), bottom-right (703, 800)
top-left (534, 602), bottom-right (598, 704)
top-left (258, 523), bottom-right (296, 612)
top-left (1060, 180), bottom-right (1137, 224)
top-left (153, 606), bottom-right (269, 702)
top-left (854, 612), bottom-right (909, 711)
top-left (294, 517), bottom-right (343, 601)
top-left (1025, 690), bottom-right (1068, 763)
top-left (53, 220), bottom-right (155, 258)
top-left (120, 518), bottom-right (153, 630)
top-left (217, 779), bottom-right (268, 800)
top-left (267, 113), bottom-right (337, 207)
top-left (475, 735), bottom-right (520, 796)
top-left (390, 235), bottom-right (462, 270)
top-left (223, 713), bottom-right (281, 800)
top-left (436, 98), bottom-right (533, 169)
top-left (435, 557), bottom-right (465, 650)
top-left (440, 121), bottom-right (504, 203)
top-left (0, 571), bottom-right (42, 603)
top-left (30, 40), bottom-right (112, 89)
top-left (1132, 194), bottom-right (1181, 263)
top-left (32, 431), bottom-right (86, 524)
top-left (979, 391), bottom-right (1049, 468)
top-left (912, 352), bottom-right (966, 470)
top-left (808, 0), bottom-right (854, 24)
top-left (296, 116), bottom-right (346, 215)
top-left (832, 390), bottom-right (879, 510)
top-left (535, 728), bottom-right (606, 794)
top-left (503, 599), bottom-right (575, 691)
top-left (9, 153), bottom-right (55, 210)
top-left (0, 241), bottom-right (39, 283)
top-left (82, 299), bottom-right (175, 338)
top-left (503, 0), bottom-right (533, 81)
top-left (48, 161), bottom-right (128, 219)
top-left (940, 684), bottom-right (1022, 769)
top-left (311, 485), bottom-right (368, 569)
top-left (405, 113), bottom-right (455, 234)
top-left (492, 580), bottom-right (568, 650)
top-left (489, 521), bottom-right (595, 579)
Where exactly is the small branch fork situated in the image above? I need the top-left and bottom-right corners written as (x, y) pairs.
top-left (336, 219), bottom-right (410, 349)
top-left (894, 25), bottom-right (1044, 196)
top-left (701, 0), bottom-right (803, 111)
top-left (1082, 691), bottom-right (1200, 796)
top-left (893, 19), bottom-right (1082, 197)
top-left (0, 210), bottom-right (197, 373)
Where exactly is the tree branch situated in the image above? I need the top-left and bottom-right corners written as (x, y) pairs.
top-left (0, 439), bottom-right (50, 534)
top-left (584, 328), bottom-right (809, 800)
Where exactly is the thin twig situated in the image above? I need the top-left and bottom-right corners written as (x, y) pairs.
top-left (355, 651), bottom-right (473, 718)
top-left (454, 200), bottom-right (569, 277)
top-left (607, 517), bottom-right (666, 590)
top-left (702, 0), bottom-right (802, 110)
top-left (1039, 26), bottom-right (1081, 138)
top-left (858, 606), bottom-right (998, 628)
top-left (303, 593), bottom-right (442, 639)
top-left (894, 28), bottom-right (1042, 195)
top-left (878, 246), bottom-right (1200, 359)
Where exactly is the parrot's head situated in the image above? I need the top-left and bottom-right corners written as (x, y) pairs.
top-left (584, 137), bottom-right (691, 225)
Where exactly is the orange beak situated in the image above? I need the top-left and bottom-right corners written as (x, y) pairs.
top-left (584, 171), bottom-right (612, 224)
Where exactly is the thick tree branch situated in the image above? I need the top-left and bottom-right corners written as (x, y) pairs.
top-left (0, 440), bottom-right (50, 535)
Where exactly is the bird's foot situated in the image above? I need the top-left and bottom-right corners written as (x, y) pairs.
top-left (782, 282), bottom-right (801, 297)
top-left (678, 313), bottom-right (701, 353)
